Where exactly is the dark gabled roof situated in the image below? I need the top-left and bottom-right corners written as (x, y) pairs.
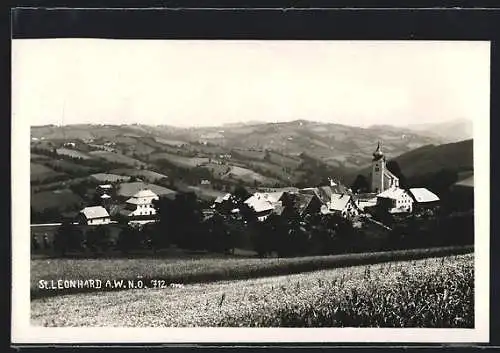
top-left (292, 193), bottom-right (318, 216)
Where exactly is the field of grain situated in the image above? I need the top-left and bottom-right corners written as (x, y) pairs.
top-left (30, 246), bottom-right (472, 299)
top-left (31, 253), bottom-right (473, 327)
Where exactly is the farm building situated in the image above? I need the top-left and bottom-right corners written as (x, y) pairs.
top-left (323, 194), bottom-right (359, 218)
top-left (78, 206), bottom-right (111, 225)
top-left (408, 188), bottom-right (440, 211)
top-left (376, 187), bottom-right (413, 214)
top-left (121, 189), bottom-right (159, 218)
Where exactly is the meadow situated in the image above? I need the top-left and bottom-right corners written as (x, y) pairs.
top-left (31, 253), bottom-right (473, 327)
top-left (31, 245), bottom-right (472, 299)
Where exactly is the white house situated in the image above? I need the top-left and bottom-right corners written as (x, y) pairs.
top-left (122, 189), bottom-right (159, 217)
top-left (324, 194), bottom-right (359, 218)
top-left (244, 192), bottom-right (284, 221)
top-left (79, 206), bottom-right (111, 225)
top-left (376, 187), bottom-right (413, 214)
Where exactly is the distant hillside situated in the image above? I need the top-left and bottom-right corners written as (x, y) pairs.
top-left (391, 139), bottom-right (473, 179)
top-left (404, 119), bottom-right (473, 143)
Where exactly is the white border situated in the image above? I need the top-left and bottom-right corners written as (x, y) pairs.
top-left (11, 40), bottom-right (490, 344)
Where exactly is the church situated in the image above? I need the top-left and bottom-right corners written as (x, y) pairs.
top-left (370, 142), bottom-right (400, 193)
top-left (370, 142), bottom-right (440, 214)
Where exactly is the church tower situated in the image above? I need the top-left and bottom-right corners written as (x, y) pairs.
top-left (371, 141), bottom-right (385, 193)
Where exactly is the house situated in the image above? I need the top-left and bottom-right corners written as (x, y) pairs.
top-left (376, 187), bottom-right (413, 214)
top-left (78, 206), bottom-right (111, 225)
top-left (353, 193), bottom-right (378, 211)
top-left (408, 188), bottom-right (440, 211)
top-left (122, 189), bottom-right (159, 218)
top-left (324, 194), bottom-right (359, 218)
top-left (244, 192), bottom-right (285, 221)
top-left (371, 142), bottom-right (400, 193)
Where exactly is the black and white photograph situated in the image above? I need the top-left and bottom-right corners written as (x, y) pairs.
top-left (12, 34), bottom-right (490, 343)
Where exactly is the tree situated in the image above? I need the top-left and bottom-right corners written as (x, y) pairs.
top-left (154, 192), bottom-right (204, 250)
top-left (205, 214), bottom-right (231, 253)
top-left (53, 221), bottom-right (84, 256)
top-left (86, 226), bottom-right (112, 255)
top-left (116, 226), bottom-right (142, 254)
top-left (351, 174), bottom-right (370, 193)
top-left (233, 185), bottom-right (251, 205)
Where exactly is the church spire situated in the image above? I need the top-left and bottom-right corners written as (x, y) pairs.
top-left (372, 141), bottom-right (384, 161)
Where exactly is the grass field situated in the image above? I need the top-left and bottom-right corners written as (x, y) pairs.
top-left (30, 245), bottom-right (472, 299)
top-left (31, 189), bottom-right (83, 213)
top-left (31, 162), bottom-right (66, 182)
top-left (31, 253), bottom-right (473, 327)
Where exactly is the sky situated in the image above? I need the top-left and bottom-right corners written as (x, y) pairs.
top-left (12, 39), bottom-right (490, 128)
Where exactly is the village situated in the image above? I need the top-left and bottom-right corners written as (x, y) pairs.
top-left (74, 142), bottom-right (440, 229)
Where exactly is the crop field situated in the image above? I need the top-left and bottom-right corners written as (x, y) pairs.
top-left (149, 152), bottom-right (210, 168)
top-left (89, 151), bottom-right (147, 167)
top-left (55, 148), bottom-right (93, 160)
top-left (116, 181), bottom-right (176, 198)
top-left (31, 253), bottom-right (473, 327)
top-left (110, 168), bottom-right (168, 182)
top-left (30, 246), bottom-right (472, 299)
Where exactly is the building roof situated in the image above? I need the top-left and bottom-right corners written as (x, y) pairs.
top-left (80, 206), bottom-right (110, 220)
top-left (126, 189), bottom-right (159, 205)
top-left (98, 184), bottom-right (113, 189)
top-left (244, 193), bottom-right (277, 213)
top-left (214, 193), bottom-right (232, 203)
top-left (408, 188), bottom-right (440, 203)
top-left (132, 189), bottom-right (159, 199)
top-left (292, 193), bottom-right (315, 215)
top-left (329, 194), bottom-right (352, 211)
top-left (299, 184), bottom-right (350, 205)
top-left (377, 187), bottom-right (407, 200)
top-left (100, 193), bottom-right (111, 199)
top-left (384, 169), bottom-right (398, 180)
